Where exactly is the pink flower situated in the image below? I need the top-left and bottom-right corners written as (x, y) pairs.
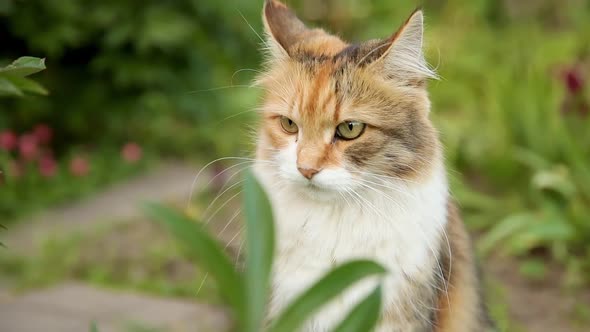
top-left (19, 134), bottom-right (39, 161)
top-left (38, 155), bottom-right (57, 178)
top-left (33, 124), bottom-right (53, 145)
top-left (121, 142), bottom-right (142, 163)
top-left (562, 68), bottom-right (584, 94)
top-left (0, 130), bottom-right (18, 151)
top-left (69, 156), bottom-right (89, 177)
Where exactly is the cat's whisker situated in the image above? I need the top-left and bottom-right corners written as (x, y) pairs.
top-left (342, 187), bottom-right (362, 209)
top-left (347, 169), bottom-right (421, 185)
top-left (353, 177), bottom-right (417, 201)
top-left (196, 273), bottom-right (209, 297)
top-left (186, 84), bottom-right (261, 94)
top-left (231, 68), bottom-right (264, 85)
top-left (188, 156), bottom-right (261, 209)
top-left (378, 158), bottom-right (425, 175)
top-left (188, 157), bottom-right (280, 207)
top-left (204, 189), bottom-right (243, 225)
top-left (204, 161), bottom-right (255, 190)
top-left (354, 42), bottom-right (392, 70)
top-left (337, 190), bottom-right (353, 209)
top-left (218, 208), bottom-right (242, 238)
top-left (225, 225), bottom-right (245, 250)
top-left (201, 168), bottom-right (246, 218)
top-left (214, 163), bottom-right (257, 194)
top-left (236, 9), bottom-right (267, 47)
top-left (219, 107), bottom-right (261, 123)
top-left (439, 222), bottom-right (453, 309)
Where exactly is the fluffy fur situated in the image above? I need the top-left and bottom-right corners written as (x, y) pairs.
top-left (253, 1), bottom-right (493, 331)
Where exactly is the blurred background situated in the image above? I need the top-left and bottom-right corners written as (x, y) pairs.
top-left (1, 0), bottom-right (589, 331)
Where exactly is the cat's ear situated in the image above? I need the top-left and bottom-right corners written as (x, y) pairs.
top-left (374, 9), bottom-right (437, 82)
top-left (262, 0), bottom-right (309, 59)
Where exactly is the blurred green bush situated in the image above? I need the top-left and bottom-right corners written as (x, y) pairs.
top-left (0, 0), bottom-right (262, 156)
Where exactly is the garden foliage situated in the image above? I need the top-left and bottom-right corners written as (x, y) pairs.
top-left (1, 0), bottom-right (590, 286)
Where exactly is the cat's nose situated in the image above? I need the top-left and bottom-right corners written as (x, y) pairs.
top-left (298, 167), bottom-right (320, 180)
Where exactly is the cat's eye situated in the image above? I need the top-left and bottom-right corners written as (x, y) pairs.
top-left (336, 121), bottom-right (365, 140)
top-left (280, 116), bottom-right (298, 134)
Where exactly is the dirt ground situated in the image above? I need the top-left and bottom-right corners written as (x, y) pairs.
top-left (485, 255), bottom-right (590, 332)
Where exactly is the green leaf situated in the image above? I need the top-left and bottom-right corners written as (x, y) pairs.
top-left (5, 76), bottom-right (48, 95)
top-left (268, 260), bottom-right (386, 332)
top-left (0, 78), bottom-right (23, 96)
top-left (331, 286), bottom-right (382, 332)
top-left (89, 321), bottom-right (99, 332)
top-left (143, 204), bottom-right (244, 317)
top-left (513, 147), bottom-right (551, 171)
top-left (243, 171), bottom-right (275, 332)
top-left (531, 166), bottom-right (576, 198)
top-left (507, 219), bottom-right (574, 255)
top-left (478, 213), bottom-right (537, 256)
top-left (0, 56), bottom-right (46, 77)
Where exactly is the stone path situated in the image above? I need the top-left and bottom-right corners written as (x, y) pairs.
top-left (0, 283), bottom-right (229, 332)
top-left (3, 162), bottom-right (203, 255)
top-left (1, 161), bottom-right (231, 332)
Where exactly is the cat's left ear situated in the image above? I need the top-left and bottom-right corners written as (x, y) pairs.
top-left (374, 9), bottom-right (437, 82)
top-left (262, 0), bottom-right (310, 59)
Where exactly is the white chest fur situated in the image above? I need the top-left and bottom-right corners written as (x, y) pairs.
top-left (255, 163), bottom-right (449, 331)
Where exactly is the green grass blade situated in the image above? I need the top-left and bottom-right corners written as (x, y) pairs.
top-left (268, 260), bottom-right (386, 332)
top-left (330, 286), bottom-right (382, 332)
top-left (143, 203), bottom-right (244, 318)
top-left (89, 321), bottom-right (99, 332)
top-left (243, 171), bottom-right (275, 332)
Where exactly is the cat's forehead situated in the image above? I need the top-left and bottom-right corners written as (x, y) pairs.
top-left (291, 39), bottom-right (391, 69)
top-left (293, 64), bottom-right (341, 124)
top-left (291, 40), bottom-right (388, 74)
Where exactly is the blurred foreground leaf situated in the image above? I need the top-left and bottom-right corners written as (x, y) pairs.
top-left (143, 204), bottom-right (244, 318)
top-left (243, 171), bottom-right (275, 332)
top-left (268, 260), bottom-right (386, 332)
top-left (331, 286), bottom-right (382, 332)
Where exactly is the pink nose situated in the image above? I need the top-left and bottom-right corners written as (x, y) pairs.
top-left (298, 167), bottom-right (320, 180)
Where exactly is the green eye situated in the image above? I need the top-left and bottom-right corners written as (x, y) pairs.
top-left (280, 116), bottom-right (298, 134)
top-left (336, 121), bottom-right (366, 140)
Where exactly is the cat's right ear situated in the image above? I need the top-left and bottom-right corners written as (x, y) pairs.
top-left (262, 0), bottom-right (309, 59)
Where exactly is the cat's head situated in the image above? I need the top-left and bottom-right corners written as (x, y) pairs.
top-left (255, 0), bottom-right (441, 200)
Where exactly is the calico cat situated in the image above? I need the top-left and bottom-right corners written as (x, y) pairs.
top-left (253, 1), bottom-right (493, 331)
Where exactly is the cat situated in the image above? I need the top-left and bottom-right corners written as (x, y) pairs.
top-left (253, 1), bottom-right (493, 331)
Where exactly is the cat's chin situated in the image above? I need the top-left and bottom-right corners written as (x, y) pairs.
top-left (293, 181), bottom-right (343, 202)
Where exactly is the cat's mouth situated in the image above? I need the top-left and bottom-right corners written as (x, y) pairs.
top-left (298, 176), bottom-right (329, 189)
top-left (296, 180), bottom-right (341, 201)
top-left (305, 181), bottom-right (327, 191)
